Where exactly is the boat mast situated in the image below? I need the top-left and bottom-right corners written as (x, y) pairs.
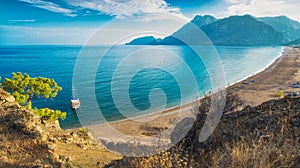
top-left (71, 85), bottom-right (78, 98)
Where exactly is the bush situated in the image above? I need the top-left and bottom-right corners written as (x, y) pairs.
top-left (2, 72), bottom-right (62, 105)
top-left (1, 72), bottom-right (66, 121)
top-left (274, 91), bottom-right (284, 98)
top-left (32, 108), bottom-right (66, 121)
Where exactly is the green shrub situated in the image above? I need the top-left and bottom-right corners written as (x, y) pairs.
top-left (33, 108), bottom-right (66, 121)
top-left (274, 91), bottom-right (284, 98)
top-left (2, 72), bottom-right (62, 105)
top-left (2, 72), bottom-right (66, 121)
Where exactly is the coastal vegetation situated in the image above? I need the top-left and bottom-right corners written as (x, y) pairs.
top-left (0, 87), bottom-right (299, 167)
top-left (107, 94), bottom-right (300, 168)
top-left (0, 89), bottom-right (120, 167)
top-left (1, 72), bottom-right (66, 121)
top-left (274, 91), bottom-right (285, 98)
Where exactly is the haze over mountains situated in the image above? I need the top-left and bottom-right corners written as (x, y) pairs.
top-left (126, 15), bottom-right (300, 46)
top-left (258, 16), bottom-right (300, 42)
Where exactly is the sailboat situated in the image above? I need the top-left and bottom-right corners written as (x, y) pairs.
top-left (71, 88), bottom-right (80, 109)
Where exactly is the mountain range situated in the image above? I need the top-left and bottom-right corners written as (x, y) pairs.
top-left (126, 14), bottom-right (300, 46)
top-left (258, 16), bottom-right (300, 42)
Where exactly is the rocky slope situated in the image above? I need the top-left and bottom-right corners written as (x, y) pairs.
top-left (0, 89), bottom-right (120, 168)
top-left (1, 88), bottom-right (300, 167)
top-left (107, 94), bottom-right (300, 167)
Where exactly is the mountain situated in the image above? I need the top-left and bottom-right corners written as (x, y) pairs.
top-left (126, 15), bottom-right (287, 46)
top-left (200, 15), bottom-right (285, 46)
top-left (286, 38), bottom-right (300, 46)
top-left (161, 15), bottom-right (217, 45)
top-left (173, 15), bottom-right (218, 36)
top-left (125, 36), bottom-right (161, 45)
top-left (161, 15), bottom-right (285, 46)
top-left (259, 16), bottom-right (300, 42)
top-left (126, 15), bottom-right (217, 45)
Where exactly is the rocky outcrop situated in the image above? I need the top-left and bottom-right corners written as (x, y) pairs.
top-left (0, 89), bottom-right (74, 167)
top-left (0, 89), bottom-right (115, 167)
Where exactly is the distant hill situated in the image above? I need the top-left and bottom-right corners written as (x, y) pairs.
top-left (200, 15), bottom-right (285, 46)
top-left (259, 16), bottom-right (300, 42)
top-left (173, 15), bottom-right (218, 36)
top-left (285, 38), bottom-right (300, 46)
top-left (125, 36), bottom-right (161, 45)
top-left (126, 15), bottom-right (217, 45)
top-left (126, 15), bottom-right (288, 46)
top-left (162, 15), bottom-right (285, 46)
top-left (161, 15), bottom-right (217, 45)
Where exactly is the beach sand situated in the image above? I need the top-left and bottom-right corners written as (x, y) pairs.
top-left (88, 47), bottom-right (300, 145)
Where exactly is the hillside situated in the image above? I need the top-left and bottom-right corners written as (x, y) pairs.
top-left (0, 89), bottom-right (121, 167)
top-left (166, 15), bottom-right (217, 39)
top-left (125, 36), bottom-right (161, 45)
top-left (126, 15), bottom-right (217, 45)
top-left (286, 38), bottom-right (300, 47)
top-left (127, 15), bottom-right (286, 46)
top-left (161, 15), bottom-right (217, 45)
top-left (162, 15), bottom-right (285, 46)
top-left (1, 85), bottom-right (300, 167)
top-left (200, 15), bottom-right (285, 45)
top-left (107, 94), bottom-right (300, 167)
top-left (259, 16), bottom-right (300, 42)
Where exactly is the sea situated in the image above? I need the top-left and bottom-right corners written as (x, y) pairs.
top-left (0, 45), bottom-right (283, 129)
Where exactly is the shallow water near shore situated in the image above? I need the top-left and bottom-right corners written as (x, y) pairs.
top-left (0, 45), bottom-right (282, 128)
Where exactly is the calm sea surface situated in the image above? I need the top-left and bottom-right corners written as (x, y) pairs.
top-left (0, 45), bottom-right (282, 128)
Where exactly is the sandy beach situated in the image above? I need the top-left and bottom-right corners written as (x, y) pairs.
top-left (88, 47), bottom-right (300, 143)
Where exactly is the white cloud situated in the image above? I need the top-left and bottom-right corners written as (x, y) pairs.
top-left (224, 0), bottom-right (300, 21)
top-left (19, 0), bottom-right (76, 17)
top-left (0, 25), bottom-right (96, 45)
top-left (8, 19), bottom-right (36, 22)
top-left (18, 0), bottom-right (188, 21)
top-left (225, 0), bottom-right (248, 4)
top-left (65, 0), bottom-right (186, 20)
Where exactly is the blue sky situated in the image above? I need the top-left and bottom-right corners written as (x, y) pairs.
top-left (1, 0), bottom-right (300, 45)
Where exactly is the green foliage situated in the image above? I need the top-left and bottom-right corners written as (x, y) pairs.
top-left (33, 108), bottom-right (66, 121)
top-left (2, 72), bottom-right (66, 121)
top-left (78, 127), bottom-right (86, 132)
top-left (274, 91), bottom-right (284, 98)
top-left (2, 72), bottom-right (62, 104)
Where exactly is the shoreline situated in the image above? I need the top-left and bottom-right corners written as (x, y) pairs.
top-left (225, 47), bottom-right (285, 88)
top-left (87, 47), bottom-right (300, 140)
top-left (86, 47), bottom-right (300, 141)
top-left (86, 46), bottom-right (285, 127)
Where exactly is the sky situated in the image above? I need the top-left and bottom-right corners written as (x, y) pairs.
top-left (1, 0), bottom-right (300, 45)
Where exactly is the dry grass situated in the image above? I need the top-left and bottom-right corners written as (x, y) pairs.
top-left (106, 94), bottom-right (300, 168)
top-left (119, 132), bottom-right (299, 168)
top-left (210, 135), bottom-right (298, 168)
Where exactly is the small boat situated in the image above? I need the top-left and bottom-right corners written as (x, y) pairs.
top-left (71, 88), bottom-right (80, 109)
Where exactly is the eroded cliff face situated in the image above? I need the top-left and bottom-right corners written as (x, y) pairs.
top-left (0, 89), bottom-right (120, 168)
top-left (0, 89), bottom-right (71, 167)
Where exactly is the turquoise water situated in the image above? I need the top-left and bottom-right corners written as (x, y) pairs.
top-left (0, 45), bottom-right (282, 128)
